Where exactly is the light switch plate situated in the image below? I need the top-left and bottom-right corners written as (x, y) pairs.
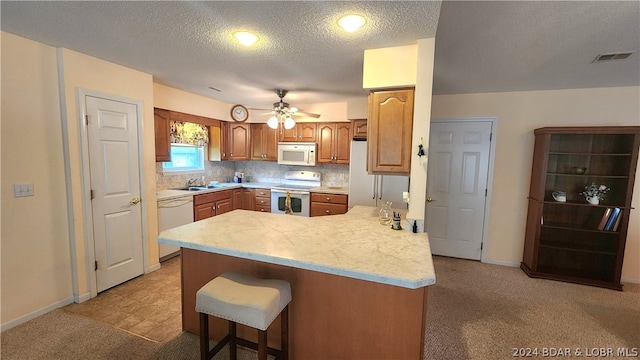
top-left (14, 183), bottom-right (34, 197)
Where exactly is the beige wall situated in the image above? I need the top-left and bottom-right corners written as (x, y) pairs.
top-left (431, 86), bottom-right (640, 282)
top-left (363, 44), bottom-right (418, 90)
top-left (153, 83), bottom-right (229, 120)
top-left (1, 33), bottom-right (73, 326)
top-left (58, 48), bottom-right (156, 298)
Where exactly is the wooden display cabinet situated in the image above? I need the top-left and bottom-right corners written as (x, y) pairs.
top-left (250, 123), bottom-right (278, 161)
top-left (522, 126), bottom-right (640, 290)
top-left (228, 123), bottom-right (250, 161)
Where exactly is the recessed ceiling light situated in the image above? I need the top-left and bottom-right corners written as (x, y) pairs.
top-left (338, 15), bottom-right (366, 33)
top-left (233, 31), bottom-right (259, 47)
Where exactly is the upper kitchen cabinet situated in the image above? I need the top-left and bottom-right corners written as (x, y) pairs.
top-left (367, 88), bottom-right (414, 174)
top-left (317, 122), bottom-right (351, 164)
top-left (250, 123), bottom-right (278, 161)
top-left (279, 123), bottom-right (317, 142)
top-left (228, 123), bottom-right (250, 161)
top-left (154, 108), bottom-right (171, 162)
top-left (351, 119), bottom-right (367, 140)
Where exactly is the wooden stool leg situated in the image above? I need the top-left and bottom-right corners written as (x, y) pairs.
top-left (281, 305), bottom-right (289, 360)
top-left (258, 329), bottom-right (268, 360)
top-left (229, 321), bottom-right (237, 360)
top-left (199, 313), bottom-right (209, 360)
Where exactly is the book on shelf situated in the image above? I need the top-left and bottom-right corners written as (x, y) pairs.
top-left (604, 207), bottom-right (621, 231)
top-left (596, 207), bottom-right (613, 231)
top-left (612, 211), bottom-right (622, 232)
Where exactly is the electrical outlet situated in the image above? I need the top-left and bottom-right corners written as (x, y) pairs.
top-left (14, 183), bottom-right (34, 197)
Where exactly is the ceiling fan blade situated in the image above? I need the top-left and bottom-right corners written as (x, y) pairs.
top-left (293, 110), bottom-right (321, 118)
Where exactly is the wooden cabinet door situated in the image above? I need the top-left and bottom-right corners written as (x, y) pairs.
top-left (278, 123), bottom-right (317, 142)
top-left (317, 123), bottom-right (351, 164)
top-left (220, 121), bottom-right (229, 160)
top-left (368, 89), bottom-right (414, 174)
top-left (298, 123), bottom-right (317, 142)
top-left (351, 119), bottom-right (367, 139)
top-left (250, 124), bottom-right (266, 160)
top-left (154, 108), bottom-right (171, 162)
top-left (232, 189), bottom-right (243, 210)
top-left (194, 203), bottom-right (214, 221)
top-left (251, 124), bottom-right (278, 161)
top-left (242, 189), bottom-right (254, 210)
top-left (229, 123), bottom-right (250, 160)
top-left (317, 123), bottom-right (335, 163)
top-left (334, 122), bottom-right (351, 164)
top-left (215, 198), bottom-right (233, 216)
top-left (278, 126), bottom-right (298, 142)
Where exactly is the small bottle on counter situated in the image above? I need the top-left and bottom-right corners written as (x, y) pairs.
top-left (413, 220), bottom-right (418, 233)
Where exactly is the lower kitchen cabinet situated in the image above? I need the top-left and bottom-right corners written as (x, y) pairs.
top-left (232, 188), bottom-right (253, 211)
top-left (194, 190), bottom-right (233, 221)
top-left (310, 192), bottom-right (348, 217)
top-left (254, 188), bottom-right (271, 212)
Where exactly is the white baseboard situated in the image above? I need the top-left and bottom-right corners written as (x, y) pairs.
top-left (74, 291), bottom-right (91, 303)
top-left (482, 259), bottom-right (520, 267)
top-left (147, 262), bottom-right (161, 273)
top-left (0, 296), bottom-right (75, 332)
top-left (621, 277), bottom-right (640, 284)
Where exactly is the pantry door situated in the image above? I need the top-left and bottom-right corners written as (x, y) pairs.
top-left (85, 95), bottom-right (144, 292)
top-left (425, 120), bottom-right (493, 260)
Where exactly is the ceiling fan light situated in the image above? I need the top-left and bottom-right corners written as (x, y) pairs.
top-left (284, 117), bottom-right (296, 130)
top-left (338, 15), bottom-right (365, 33)
top-left (267, 116), bottom-right (279, 129)
top-left (233, 31), bottom-right (259, 47)
top-left (289, 106), bottom-right (298, 113)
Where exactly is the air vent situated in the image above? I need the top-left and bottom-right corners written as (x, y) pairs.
top-left (592, 52), bottom-right (635, 63)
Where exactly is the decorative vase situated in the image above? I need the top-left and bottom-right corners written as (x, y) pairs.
top-left (586, 196), bottom-right (600, 205)
top-left (379, 201), bottom-right (392, 225)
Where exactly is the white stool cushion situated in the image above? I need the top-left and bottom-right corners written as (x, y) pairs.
top-left (196, 272), bottom-right (291, 331)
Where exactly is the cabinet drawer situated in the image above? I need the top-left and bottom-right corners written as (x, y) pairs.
top-left (255, 197), bottom-right (271, 207)
top-left (194, 190), bottom-right (232, 206)
top-left (311, 193), bottom-right (348, 205)
top-left (311, 202), bottom-right (348, 217)
top-left (254, 188), bottom-right (271, 197)
top-left (255, 205), bottom-right (271, 213)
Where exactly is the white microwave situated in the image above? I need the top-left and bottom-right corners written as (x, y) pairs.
top-left (277, 142), bottom-right (316, 166)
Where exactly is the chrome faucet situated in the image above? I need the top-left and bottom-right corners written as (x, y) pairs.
top-left (186, 177), bottom-right (199, 187)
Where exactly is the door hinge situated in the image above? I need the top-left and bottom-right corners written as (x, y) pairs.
top-left (480, 242), bottom-right (483, 250)
top-left (485, 188), bottom-right (488, 197)
top-left (90, 189), bottom-right (94, 200)
top-left (489, 132), bottom-right (492, 141)
top-left (85, 115), bottom-right (90, 125)
top-left (95, 261), bottom-right (98, 271)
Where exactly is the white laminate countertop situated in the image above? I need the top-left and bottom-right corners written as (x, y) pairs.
top-left (158, 206), bottom-right (435, 289)
top-left (157, 182), bottom-right (349, 201)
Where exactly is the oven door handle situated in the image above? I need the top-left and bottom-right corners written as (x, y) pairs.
top-left (272, 189), bottom-right (309, 196)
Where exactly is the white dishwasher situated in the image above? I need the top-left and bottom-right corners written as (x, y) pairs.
top-left (157, 195), bottom-right (194, 260)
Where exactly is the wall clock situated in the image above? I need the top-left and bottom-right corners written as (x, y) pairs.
top-left (230, 104), bottom-right (249, 122)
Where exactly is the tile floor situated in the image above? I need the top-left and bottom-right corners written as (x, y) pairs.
top-left (64, 255), bottom-right (182, 343)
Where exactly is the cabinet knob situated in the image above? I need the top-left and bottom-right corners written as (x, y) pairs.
top-left (325, 210), bottom-right (331, 214)
top-left (326, 197), bottom-right (332, 201)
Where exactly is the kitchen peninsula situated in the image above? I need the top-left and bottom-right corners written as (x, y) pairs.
top-left (158, 206), bottom-right (435, 359)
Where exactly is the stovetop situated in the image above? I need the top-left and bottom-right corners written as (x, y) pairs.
top-left (272, 170), bottom-right (321, 191)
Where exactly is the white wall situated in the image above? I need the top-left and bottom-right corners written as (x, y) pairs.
top-left (431, 86), bottom-right (640, 282)
top-left (1, 32), bottom-right (73, 329)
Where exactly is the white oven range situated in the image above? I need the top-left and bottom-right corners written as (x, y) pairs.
top-left (271, 170), bottom-right (321, 217)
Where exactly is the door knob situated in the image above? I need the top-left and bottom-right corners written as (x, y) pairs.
top-left (130, 197), bottom-right (141, 204)
top-left (426, 197), bottom-right (435, 203)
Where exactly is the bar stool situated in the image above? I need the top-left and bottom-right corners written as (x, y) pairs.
top-left (196, 272), bottom-right (291, 360)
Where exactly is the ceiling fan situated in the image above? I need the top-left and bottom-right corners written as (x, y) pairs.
top-left (251, 89), bottom-right (321, 130)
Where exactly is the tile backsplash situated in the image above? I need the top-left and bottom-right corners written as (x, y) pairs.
top-left (156, 161), bottom-right (349, 191)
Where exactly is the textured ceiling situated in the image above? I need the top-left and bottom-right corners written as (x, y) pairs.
top-left (1, 1), bottom-right (638, 110)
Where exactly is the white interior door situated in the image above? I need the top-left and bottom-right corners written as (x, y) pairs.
top-left (86, 95), bottom-right (144, 292)
top-left (425, 121), bottom-right (492, 260)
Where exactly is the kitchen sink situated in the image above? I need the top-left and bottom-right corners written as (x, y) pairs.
top-left (173, 186), bottom-right (209, 191)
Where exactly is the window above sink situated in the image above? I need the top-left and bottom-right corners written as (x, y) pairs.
top-left (162, 144), bottom-right (204, 173)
